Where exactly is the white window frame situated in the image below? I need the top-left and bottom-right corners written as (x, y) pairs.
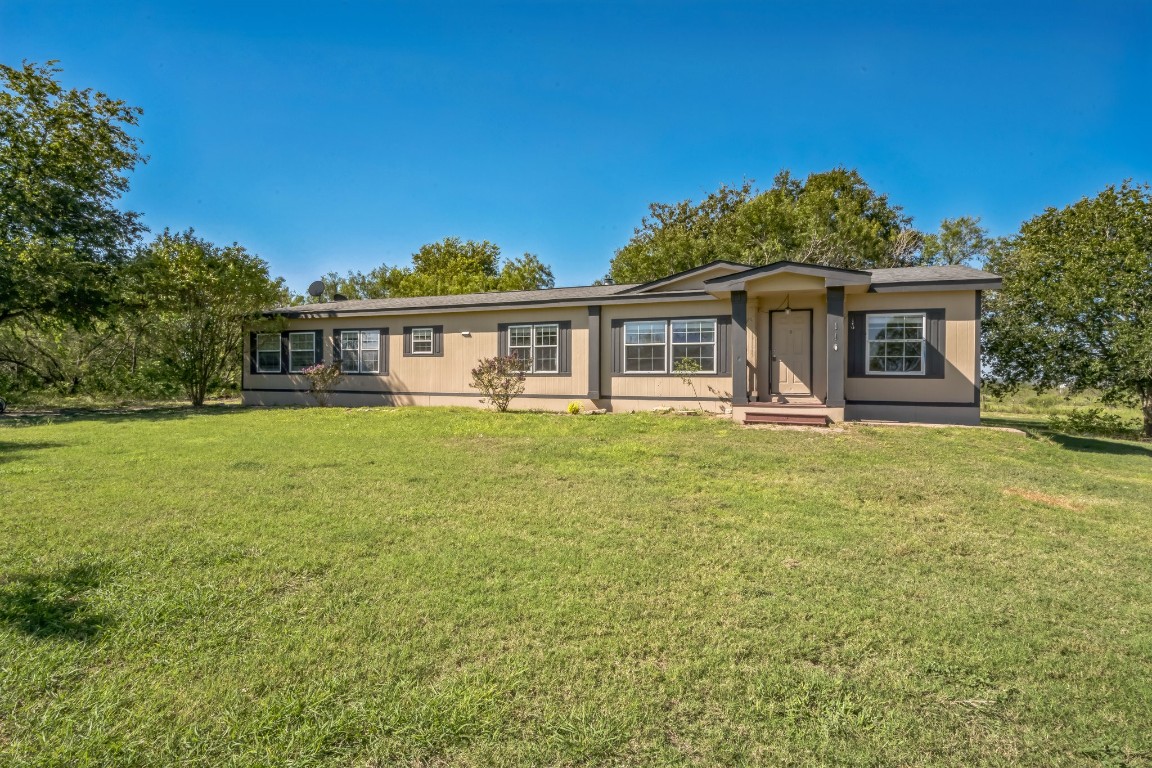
top-left (622, 318), bottom-right (717, 374)
top-left (410, 327), bottom-right (434, 355)
top-left (507, 323), bottom-right (560, 374)
top-left (256, 333), bottom-right (281, 373)
top-left (670, 318), bottom-right (717, 375)
top-left (622, 320), bottom-right (669, 374)
top-left (341, 330), bottom-right (381, 374)
top-left (288, 331), bottom-right (316, 373)
top-left (865, 313), bottom-right (927, 376)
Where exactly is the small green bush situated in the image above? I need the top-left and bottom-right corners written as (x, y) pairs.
top-left (1047, 408), bottom-right (1140, 439)
top-left (567, 401), bottom-right (581, 415)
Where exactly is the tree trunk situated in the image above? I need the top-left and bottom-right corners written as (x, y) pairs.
top-left (1143, 392), bottom-right (1152, 439)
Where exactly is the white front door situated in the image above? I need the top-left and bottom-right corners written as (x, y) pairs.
top-left (770, 310), bottom-right (812, 395)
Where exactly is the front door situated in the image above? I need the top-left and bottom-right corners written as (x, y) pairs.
top-left (770, 310), bottom-right (812, 395)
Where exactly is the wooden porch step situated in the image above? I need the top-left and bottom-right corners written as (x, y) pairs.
top-left (743, 411), bottom-right (830, 427)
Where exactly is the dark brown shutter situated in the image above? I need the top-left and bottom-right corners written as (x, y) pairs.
top-left (314, 330), bottom-right (324, 365)
top-left (925, 309), bottom-right (946, 379)
top-left (280, 332), bottom-right (289, 374)
top-left (715, 315), bottom-right (732, 375)
top-left (497, 323), bottom-right (509, 357)
top-left (432, 325), bottom-right (444, 356)
top-left (379, 328), bottom-right (389, 374)
top-left (558, 321), bottom-right (571, 374)
top-left (610, 319), bottom-right (625, 374)
top-left (249, 332), bottom-right (258, 375)
top-left (847, 311), bottom-right (866, 377)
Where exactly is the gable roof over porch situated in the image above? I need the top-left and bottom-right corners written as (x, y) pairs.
top-left (625, 259), bottom-right (1002, 297)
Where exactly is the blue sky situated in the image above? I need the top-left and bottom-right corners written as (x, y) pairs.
top-left (2, 1), bottom-right (1149, 290)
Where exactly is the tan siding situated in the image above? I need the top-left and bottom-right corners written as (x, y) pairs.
top-left (245, 306), bottom-right (589, 401)
top-left (600, 298), bottom-right (733, 399)
top-left (845, 290), bottom-right (978, 403)
top-left (744, 273), bottom-right (827, 293)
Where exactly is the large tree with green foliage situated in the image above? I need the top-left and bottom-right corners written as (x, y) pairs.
top-left (921, 216), bottom-right (992, 266)
top-left (307, 238), bottom-right (554, 301)
top-left (0, 60), bottom-right (146, 325)
top-left (607, 169), bottom-right (922, 283)
top-left (984, 182), bottom-right (1152, 437)
top-left (0, 316), bottom-right (141, 396)
top-left (130, 229), bottom-right (287, 406)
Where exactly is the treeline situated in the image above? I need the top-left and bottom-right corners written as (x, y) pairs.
top-left (3, 60), bottom-right (1149, 434)
top-left (0, 61), bottom-right (557, 404)
top-left (606, 172), bottom-right (991, 284)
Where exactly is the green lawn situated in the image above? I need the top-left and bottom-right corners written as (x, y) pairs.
top-left (1, 407), bottom-right (1150, 767)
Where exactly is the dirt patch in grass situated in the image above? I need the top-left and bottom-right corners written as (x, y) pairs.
top-left (1003, 487), bottom-right (1085, 511)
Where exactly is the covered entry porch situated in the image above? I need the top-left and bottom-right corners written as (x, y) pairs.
top-left (702, 263), bottom-right (872, 425)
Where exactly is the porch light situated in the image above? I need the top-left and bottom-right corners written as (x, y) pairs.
top-left (777, 293), bottom-right (792, 315)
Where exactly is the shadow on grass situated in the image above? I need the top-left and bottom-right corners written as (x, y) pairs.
top-left (1048, 432), bottom-right (1152, 458)
top-left (0, 402), bottom-right (244, 427)
top-left (0, 563), bottom-right (112, 641)
top-left (0, 440), bottom-right (67, 464)
top-left (983, 415), bottom-right (1152, 458)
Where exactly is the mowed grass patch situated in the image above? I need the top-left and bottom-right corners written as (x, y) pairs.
top-left (1, 406), bottom-right (1150, 766)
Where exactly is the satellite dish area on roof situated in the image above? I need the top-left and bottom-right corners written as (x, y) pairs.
top-left (307, 280), bottom-right (325, 298)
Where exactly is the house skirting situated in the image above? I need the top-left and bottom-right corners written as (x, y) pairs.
top-left (241, 390), bottom-right (982, 426)
top-left (844, 402), bottom-right (980, 426)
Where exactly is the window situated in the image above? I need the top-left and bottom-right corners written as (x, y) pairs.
top-left (507, 323), bottom-right (559, 373)
top-left (288, 332), bottom-right (316, 372)
top-left (624, 320), bottom-right (667, 372)
top-left (866, 313), bottom-right (925, 374)
top-left (256, 333), bottom-right (281, 373)
top-left (410, 327), bottom-right (433, 355)
top-left (340, 330), bottom-right (381, 374)
top-left (623, 318), bottom-right (717, 374)
top-left (671, 319), bottom-right (716, 373)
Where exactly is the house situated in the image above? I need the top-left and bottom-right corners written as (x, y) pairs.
top-left (243, 260), bottom-right (1001, 425)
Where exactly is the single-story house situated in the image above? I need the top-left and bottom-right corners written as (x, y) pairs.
top-left (243, 260), bottom-right (1002, 425)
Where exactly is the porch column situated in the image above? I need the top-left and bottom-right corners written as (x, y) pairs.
top-left (731, 290), bottom-right (748, 405)
top-left (587, 305), bottom-right (601, 400)
top-left (826, 286), bottom-right (845, 407)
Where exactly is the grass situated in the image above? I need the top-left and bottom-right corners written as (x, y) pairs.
top-left (1, 405), bottom-right (1151, 766)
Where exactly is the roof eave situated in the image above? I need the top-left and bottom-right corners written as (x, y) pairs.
top-left (266, 289), bottom-right (721, 318)
top-left (621, 260), bottom-right (753, 294)
top-left (869, 279), bottom-right (1003, 293)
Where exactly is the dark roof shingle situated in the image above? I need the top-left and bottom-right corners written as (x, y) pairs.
top-left (272, 282), bottom-right (640, 315)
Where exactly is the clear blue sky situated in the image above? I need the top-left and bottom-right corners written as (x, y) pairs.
top-left (3, 1), bottom-right (1149, 290)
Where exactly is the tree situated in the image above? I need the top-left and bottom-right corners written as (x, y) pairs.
top-left (608, 181), bottom-right (755, 283)
top-left (130, 229), bottom-right (288, 406)
top-left (0, 60), bottom-right (146, 326)
top-left (300, 238), bottom-right (555, 302)
top-left (0, 316), bottom-right (138, 396)
top-left (607, 169), bottom-right (920, 283)
top-left (496, 253), bottom-right (555, 292)
top-left (922, 217), bottom-right (992, 266)
top-left (983, 182), bottom-right (1152, 437)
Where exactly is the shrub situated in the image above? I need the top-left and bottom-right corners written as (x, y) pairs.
top-left (470, 356), bottom-right (527, 412)
top-left (567, 401), bottom-right (581, 415)
top-left (1047, 408), bottom-right (1141, 439)
top-left (302, 363), bottom-right (344, 407)
top-left (673, 356), bottom-right (705, 412)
